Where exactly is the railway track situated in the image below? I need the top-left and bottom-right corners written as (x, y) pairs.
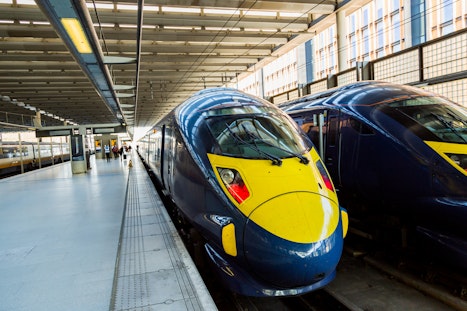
top-left (199, 246), bottom-right (465, 311)
top-left (227, 290), bottom-right (350, 311)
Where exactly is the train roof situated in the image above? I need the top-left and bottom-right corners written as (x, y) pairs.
top-left (280, 81), bottom-right (437, 113)
top-left (146, 87), bottom-right (282, 140)
top-left (174, 87), bottom-right (276, 127)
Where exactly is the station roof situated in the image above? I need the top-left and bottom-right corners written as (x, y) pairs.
top-left (0, 0), bottom-right (338, 138)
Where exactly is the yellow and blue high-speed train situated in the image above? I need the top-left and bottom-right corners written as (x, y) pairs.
top-left (138, 88), bottom-right (348, 297)
top-left (281, 81), bottom-right (467, 269)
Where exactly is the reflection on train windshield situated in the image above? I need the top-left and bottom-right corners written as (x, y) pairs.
top-left (387, 96), bottom-right (467, 143)
top-left (206, 112), bottom-right (310, 160)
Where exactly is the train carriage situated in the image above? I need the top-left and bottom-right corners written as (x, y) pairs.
top-left (281, 81), bottom-right (467, 269)
top-left (139, 88), bottom-right (349, 296)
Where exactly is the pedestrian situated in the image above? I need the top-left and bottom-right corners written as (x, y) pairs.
top-left (112, 145), bottom-right (119, 159)
top-left (119, 146), bottom-right (124, 161)
top-left (104, 145), bottom-right (111, 162)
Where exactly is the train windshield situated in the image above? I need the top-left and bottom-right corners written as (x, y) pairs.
top-left (384, 96), bottom-right (467, 143)
top-left (205, 108), bottom-right (311, 160)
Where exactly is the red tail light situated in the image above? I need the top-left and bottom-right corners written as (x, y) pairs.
top-left (217, 168), bottom-right (250, 203)
top-left (316, 160), bottom-right (334, 192)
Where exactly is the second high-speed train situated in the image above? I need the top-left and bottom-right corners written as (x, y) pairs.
top-left (281, 81), bottom-right (467, 269)
top-left (0, 140), bottom-right (70, 178)
top-left (139, 87), bottom-right (348, 297)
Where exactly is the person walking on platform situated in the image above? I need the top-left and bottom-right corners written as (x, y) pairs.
top-left (104, 145), bottom-right (111, 162)
top-left (112, 145), bottom-right (119, 159)
top-left (119, 146), bottom-right (124, 161)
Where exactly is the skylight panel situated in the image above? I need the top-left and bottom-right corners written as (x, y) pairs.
top-left (245, 28), bottom-right (277, 33)
top-left (164, 26), bottom-right (202, 30)
top-left (93, 23), bottom-right (115, 28)
top-left (33, 21), bottom-right (50, 25)
top-left (204, 8), bottom-right (240, 16)
top-left (86, 2), bottom-right (113, 10)
top-left (244, 11), bottom-right (277, 17)
top-left (161, 6), bottom-right (201, 14)
top-left (116, 4), bottom-right (137, 11)
top-left (144, 5), bottom-right (159, 12)
top-left (16, 0), bottom-right (35, 5)
top-left (120, 24), bottom-right (138, 28)
top-left (280, 12), bottom-right (303, 18)
top-left (205, 27), bottom-right (241, 32)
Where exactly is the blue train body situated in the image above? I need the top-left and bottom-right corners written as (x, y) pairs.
top-left (281, 81), bottom-right (467, 269)
top-left (139, 88), bottom-right (348, 296)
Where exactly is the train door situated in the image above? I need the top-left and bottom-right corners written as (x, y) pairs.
top-left (161, 123), bottom-right (176, 194)
top-left (293, 109), bottom-right (326, 154)
top-left (160, 124), bottom-right (167, 190)
top-left (324, 109), bottom-right (341, 186)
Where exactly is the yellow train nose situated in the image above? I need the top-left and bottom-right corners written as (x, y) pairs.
top-left (248, 191), bottom-right (339, 243)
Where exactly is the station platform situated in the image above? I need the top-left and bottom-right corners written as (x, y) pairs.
top-left (0, 153), bottom-right (217, 311)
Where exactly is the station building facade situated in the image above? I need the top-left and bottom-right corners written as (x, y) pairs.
top-left (234, 0), bottom-right (467, 108)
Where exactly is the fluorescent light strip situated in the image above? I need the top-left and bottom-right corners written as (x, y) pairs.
top-left (61, 18), bottom-right (92, 54)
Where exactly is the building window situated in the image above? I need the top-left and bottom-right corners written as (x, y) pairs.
top-left (375, 0), bottom-right (383, 19)
top-left (411, 0), bottom-right (426, 45)
top-left (440, 0), bottom-right (454, 35)
top-left (376, 20), bottom-right (384, 50)
top-left (314, 25), bottom-right (337, 79)
top-left (391, 11), bottom-right (401, 45)
top-left (350, 33), bottom-right (357, 60)
top-left (362, 27), bottom-right (370, 55)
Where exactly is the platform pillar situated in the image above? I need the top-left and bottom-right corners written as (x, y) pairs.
top-left (70, 128), bottom-right (87, 174)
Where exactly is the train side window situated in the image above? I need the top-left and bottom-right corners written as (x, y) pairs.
top-left (328, 116), bottom-right (338, 146)
top-left (292, 116), bottom-right (304, 127)
top-left (349, 117), bottom-right (374, 135)
top-left (298, 114), bottom-right (322, 147)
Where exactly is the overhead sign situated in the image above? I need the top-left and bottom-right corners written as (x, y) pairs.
top-left (93, 125), bottom-right (126, 134)
top-left (36, 129), bottom-right (72, 137)
top-left (36, 125), bottom-right (126, 137)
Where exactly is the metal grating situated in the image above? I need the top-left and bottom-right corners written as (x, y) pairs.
top-left (110, 161), bottom-right (210, 311)
top-left (423, 32), bottom-right (467, 79)
top-left (422, 77), bottom-right (467, 108)
top-left (373, 49), bottom-right (420, 84)
top-left (337, 70), bottom-right (358, 87)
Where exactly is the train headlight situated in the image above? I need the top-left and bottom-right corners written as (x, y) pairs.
top-left (219, 168), bottom-right (235, 184)
top-left (446, 153), bottom-right (467, 171)
top-left (217, 167), bottom-right (250, 203)
top-left (450, 154), bottom-right (460, 165)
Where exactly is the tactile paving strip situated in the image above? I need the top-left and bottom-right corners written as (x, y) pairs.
top-left (110, 162), bottom-right (208, 311)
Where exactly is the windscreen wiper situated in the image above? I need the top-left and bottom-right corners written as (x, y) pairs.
top-left (226, 124), bottom-right (282, 166)
top-left (241, 125), bottom-right (309, 165)
top-left (431, 113), bottom-right (467, 143)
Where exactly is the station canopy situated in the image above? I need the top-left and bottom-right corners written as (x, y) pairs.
top-left (0, 0), bottom-right (337, 138)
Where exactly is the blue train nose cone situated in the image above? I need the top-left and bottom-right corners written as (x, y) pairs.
top-left (244, 224), bottom-right (342, 287)
top-left (244, 195), bottom-right (343, 288)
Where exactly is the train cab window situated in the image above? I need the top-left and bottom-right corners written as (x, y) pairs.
top-left (383, 96), bottom-right (467, 143)
top-left (205, 108), bottom-right (311, 160)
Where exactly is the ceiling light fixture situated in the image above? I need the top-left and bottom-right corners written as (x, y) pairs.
top-left (61, 18), bottom-right (92, 53)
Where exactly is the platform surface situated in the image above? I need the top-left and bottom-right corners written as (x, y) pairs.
top-left (0, 154), bottom-right (216, 311)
